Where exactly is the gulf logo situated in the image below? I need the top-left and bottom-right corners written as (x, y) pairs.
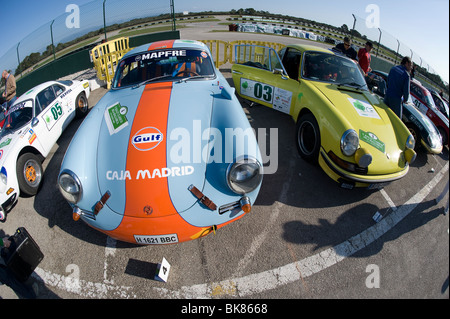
top-left (132, 127), bottom-right (164, 151)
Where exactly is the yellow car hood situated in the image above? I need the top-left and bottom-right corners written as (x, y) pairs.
top-left (313, 82), bottom-right (408, 173)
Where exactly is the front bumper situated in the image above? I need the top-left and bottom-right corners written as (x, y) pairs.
top-left (319, 149), bottom-right (409, 188)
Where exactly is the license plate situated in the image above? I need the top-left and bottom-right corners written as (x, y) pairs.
top-left (134, 234), bottom-right (179, 245)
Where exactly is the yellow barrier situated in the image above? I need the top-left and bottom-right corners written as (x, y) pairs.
top-left (90, 40), bottom-right (286, 87)
top-left (90, 37), bottom-right (131, 88)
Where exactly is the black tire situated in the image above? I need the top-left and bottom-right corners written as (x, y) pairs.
top-left (75, 93), bottom-right (89, 118)
top-left (438, 127), bottom-right (448, 146)
top-left (406, 123), bottom-right (421, 151)
top-left (296, 113), bottom-right (321, 163)
top-left (16, 153), bottom-right (43, 196)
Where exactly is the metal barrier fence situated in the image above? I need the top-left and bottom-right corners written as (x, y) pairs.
top-left (90, 37), bottom-right (131, 88)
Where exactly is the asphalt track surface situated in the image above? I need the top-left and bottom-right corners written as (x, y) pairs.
top-left (1, 18), bottom-right (448, 303)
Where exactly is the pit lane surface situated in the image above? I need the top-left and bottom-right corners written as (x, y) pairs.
top-left (1, 20), bottom-right (448, 300)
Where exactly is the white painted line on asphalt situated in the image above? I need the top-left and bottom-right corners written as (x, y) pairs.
top-left (31, 162), bottom-right (448, 298)
top-left (232, 157), bottom-right (297, 278)
top-left (380, 188), bottom-right (397, 211)
top-left (104, 236), bottom-right (117, 284)
top-left (155, 162), bottom-right (449, 298)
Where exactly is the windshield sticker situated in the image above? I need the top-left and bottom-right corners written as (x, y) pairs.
top-left (360, 130), bottom-right (385, 153)
top-left (131, 127), bottom-right (164, 151)
top-left (138, 50), bottom-right (187, 61)
top-left (105, 102), bottom-right (129, 135)
top-left (349, 98), bottom-right (381, 119)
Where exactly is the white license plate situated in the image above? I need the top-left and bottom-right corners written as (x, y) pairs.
top-left (134, 234), bottom-right (179, 245)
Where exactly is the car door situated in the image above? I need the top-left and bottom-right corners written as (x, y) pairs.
top-left (31, 84), bottom-right (68, 155)
top-left (231, 45), bottom-right (301, 116)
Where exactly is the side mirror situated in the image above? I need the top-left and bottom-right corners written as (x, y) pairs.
top-left (273, 68), bottom-right (289, 80)
top-left (31, 117), bottom-right (39, 127)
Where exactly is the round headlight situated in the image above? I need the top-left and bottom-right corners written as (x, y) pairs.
top-left (227, 157), bottom-right (263, 194)
top-left (58, 171), bottom-right (82, 204)
top-left (341, 129), bottom-right (359, 157)
top-left (406, 134), bottom-right (415, 150)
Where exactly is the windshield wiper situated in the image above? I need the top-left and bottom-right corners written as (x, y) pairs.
top-left (338, 82), bottom-right (365, 90)
top-left (177, 75), bottom-right (213, 83)
top-left (133, 75), bottom-right (174, 88)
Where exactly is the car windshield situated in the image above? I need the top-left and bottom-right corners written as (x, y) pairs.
top-left (302, 51), bottom-right (367, 89)
top-left (112, 48), bottom-right (215, 88)
top-left (1, 100), bottom-right (33, 135)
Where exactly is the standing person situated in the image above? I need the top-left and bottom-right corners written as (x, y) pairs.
top-left (334, 37), bottom-right (357, 60)
top-left (0, 233), bottom-right (37, 298)
top-left (358, 41), bottom-right (373, 75)
top-left (1, 70), bottom-right (17, 110)
top-left (384, 56), bottom-right (413, 119)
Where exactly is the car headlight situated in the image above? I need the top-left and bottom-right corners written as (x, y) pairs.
top-left (341, 129), bottom-right (359, 157)
top-left (58, 170), bottom-right (82, 204)
top-left (406, 134), bottom-right (415, 149)
top-left (227, 157), bottom-right (263, 194)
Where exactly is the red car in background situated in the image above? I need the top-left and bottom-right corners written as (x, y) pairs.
top-left (410, 79), bottom-right (449, 146)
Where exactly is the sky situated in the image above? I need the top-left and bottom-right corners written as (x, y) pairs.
top-left (1, 0), bottom-right (448, 83)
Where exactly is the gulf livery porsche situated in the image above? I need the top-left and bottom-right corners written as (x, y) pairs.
top-left (232, 44), bottom-right (416, 189)
top-left (0, 80), bottom-right (90, 221)
top-left (58, 40), bottom-right (263, 244)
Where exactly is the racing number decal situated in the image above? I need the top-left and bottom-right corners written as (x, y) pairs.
top-left (240, 78), bottom-right (293, 114)
top-left (42, 101), bottom-right (65, 130)
top-left (51, 103), bottom-right (63, 120)
top-left (241, 78), bottom-right (274, 104)
top-left (253, 82), bottom-right (273, 102)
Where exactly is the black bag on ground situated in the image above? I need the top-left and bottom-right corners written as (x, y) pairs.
top-left (2, 227), bottom-right (44, 282)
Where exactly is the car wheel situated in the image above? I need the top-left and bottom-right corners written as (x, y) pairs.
top-left (406, 123), bottom-right (420, 151)
top-left (75, 93), bottom-right (89, 118)
top-left (438, 127), bottom-right (448, 146)
top-left (17, 153), bottom-right (43, 196)
top-left (296, 113), bottom-right (321, 163)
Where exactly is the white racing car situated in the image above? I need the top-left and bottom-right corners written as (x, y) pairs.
top-left (0, 80), bottom-right (90, 221)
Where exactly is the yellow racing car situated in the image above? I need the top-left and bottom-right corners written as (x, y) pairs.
top-left (232, 44), bottom-right (416, 189)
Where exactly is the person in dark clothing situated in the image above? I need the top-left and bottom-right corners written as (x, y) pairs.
top-left (384, 56), bottom-right (413, 119)
top-left (334, 37), bottom-right (357, 60)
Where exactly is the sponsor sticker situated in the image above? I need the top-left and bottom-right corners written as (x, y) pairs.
top-left (349, 98), bottom-right (381, 119)
top-left (105, 102), bottom-right (129, 135)
top-left (360, 130), bottom-right (385, 153)
top-left (131, 127), bottom-right (163, 151)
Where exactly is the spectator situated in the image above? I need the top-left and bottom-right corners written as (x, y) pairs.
top-left (384, 56), bottom-right (413, 119)
top-left (358, 42), bottom-right (373, 75)
top-left (334, 37), bottom-right (357, 60)
top-left (1, 70), bottom-right (17, 110)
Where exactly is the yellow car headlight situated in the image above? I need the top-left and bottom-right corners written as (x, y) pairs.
top-left (406, 134), bottom-right (415, 150)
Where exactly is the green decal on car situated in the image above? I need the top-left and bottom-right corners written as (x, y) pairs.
top-left (360, 130), bottom-right (385, 153)
top-left (105, 102), bottom-right (129, 135)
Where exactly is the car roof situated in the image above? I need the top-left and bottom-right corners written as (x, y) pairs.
top-left (287, 43), bottom-right (335, 54)
top-left (13, 80), bottom-right (60, 105)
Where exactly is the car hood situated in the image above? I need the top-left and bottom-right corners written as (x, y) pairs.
top-left (313, 82), bottom-right (408, 172)
top-left (0, 125), bottom-right (32, 166)
top-left (96, 82), bottom-right (213, 217)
